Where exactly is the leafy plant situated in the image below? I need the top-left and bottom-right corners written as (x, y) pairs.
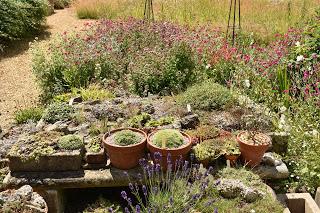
top-left (185, 125), bottom-right (220, 143)
top-left (152, 129), bottom-right (184, 149)
top-left (145, 116), bottom-right (175, 127)
top-left (58, 134), bottom-right (84, 150)
top-left (113, 130), bottom-right (142, 146)
top-left (42, 103), bottom-right (74, 123)
top-left (177, 80), bottom-right (236, 111)
top-left (223, 138), bottom-right (241, 155)
top-left (14, 107), bottom-right (44, 124)
top-left (87, 136), bottom-right (102, 153)
top-left (0, 0), bottom-right (48, 42)
top-left (192, 141), bottom-right (218, 161)
top-left (127, 113), bottom-right (151, 128)
top-left (89, 119), bottom-right (110, 136)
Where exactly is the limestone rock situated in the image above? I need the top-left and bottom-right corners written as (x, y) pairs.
top-left (254, 162), bottom-right (289, 179)
top-left (69, 96), bottom-right (83, 105)
top-left (217, 178), bottom-right (265, 203)
top-left (141, 104), bottom-right (155, 114)
top-left (45, 120), bottom-right (70, 133)
top-left (16, 185), bottom-right (33, 200)
top-left (91, 103), bottom-right (124, 121)
top-left (36, 119), bottom-right (46, 131)
top-left (180, 114), bottom-right (200, 129)
top-left (261, 152), bottom-right (282, 166)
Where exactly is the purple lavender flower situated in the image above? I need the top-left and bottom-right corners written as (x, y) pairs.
top-left (154, 152), bottom-right (162, 161)
top-left (129, 183), bottom-right (134, 191)
top-left (108, 207), bottom-right (113, 213)
top-left (167, 153), bottom-right (172, 164)
top-left (123, 171), bottom-right (129, 177)
top-left (124, 207), bottom-right (130, 213)
top-left (155, 163), bottom-right (161, 173)
top-left (121, 191), bottom-right (127, 200)
top-left (153, 186), bottom-right (158, 194)
top-left (136, 205), bottom-right (141, 213)
top-left (214, 207), bottom-right (218, 213)
top-left (169, 196), bottom-right (174, 205)
top-left (142, 185), bottom-right (148, 196)
top-left (190, 153), bottom-right (195, 162)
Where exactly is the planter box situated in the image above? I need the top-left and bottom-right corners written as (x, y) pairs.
top-left (85, 148), bottom-right (106, 164)
top-left (8, 151), bottom-right (83, 172)
top-left (277, 193), bottom-right (320, 213)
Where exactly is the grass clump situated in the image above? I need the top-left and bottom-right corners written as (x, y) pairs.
top-left (42, 103), bottom-right (74, 123)
top-left (58, 135), bottom-right (84, 150)
top-left (152, 129), bottom-right (184, 149)
top-left (176, 80), bottom-right (236, 111)
top-left (14, 107), bottom-right (44, 124)
top-left (113, 130), bottom-right (142, 146)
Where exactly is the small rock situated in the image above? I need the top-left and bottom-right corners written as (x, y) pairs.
top-left (35, 119), bottom-right (46, 131)
top-left (112, 98), bottom-right (123, 105)
top-left (16, 185), bottom-right (33, 201)
top-left (67, 123), bottom-right (90, 135)
top-left (254, 162), bottom-right (289, 179)
top-left (241, 188), bottom-right (264, 203)
top-left (261, 152), bottom-right (282, 166)
top-left (180, 114), bottom-right (200, 129)
top-left (69, 96), bottom-right (83, 105)
top-left (141, 104), bottom-right (155, 114)
top-left (45, 121), bottom-right (70, 133)
top-left (92, 104), bottom-right (124, 121)
top-left (32, 193), bottom-right (46, 208)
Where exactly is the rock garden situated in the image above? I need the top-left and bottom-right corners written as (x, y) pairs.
top-left (1, 0), bottom-right (320, 212)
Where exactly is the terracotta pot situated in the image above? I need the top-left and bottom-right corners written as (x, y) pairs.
top-left (237, 131), bottom-right (271, 167)
top-left (225, 154), bottom-right (240, 166)
top-left (199, 159), bottom-right (210, 168)
top-left (147, 130), bottom-right (192, 170)
top-left (218, 130), bottom-right (233, 139)
top-left (103, 128), bottom-right (147, 170)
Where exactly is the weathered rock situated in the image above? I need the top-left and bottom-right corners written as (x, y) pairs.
top-left (67, 123), bottom-right (90, 135)
top-left (16, 185), bottom-right (33, 200)
top-left (112, 98), bottom-right (123, 105)
top-left (91, 103), bottom-right (124, 121)
top-left (45, 121), bottom-right (70, 133)
top-left (180, 114), bottom-right (200, 129)
top-left (261, 152), bottom-right (282, 167)
top-left (0, 185), bottom-right (47, 213)
top-left (254, 162), bottom-right (289, 179)
top-left (141, 104), bottom-right (155, 114)
top-left (217, 178), bottom-right (265, 203)
top-left (69, 96), bottom-right (83, 105)
top-left (36, 119), bottom-right (46, 131)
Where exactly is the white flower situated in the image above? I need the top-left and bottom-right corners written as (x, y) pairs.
top-left (295, 41), bottom-right (301, 47)
top-left (280, 106), bottom-right (287, 113)
top-left (312, 129), bottom-right (318, 136)
top-left (296, 55), bottom-right (304, 62)
top-left (250, 210), bottom-right (256, 213)
top-left (205, 64), bottom-right (211, 69)
top-left (244, 79), bottom-right (250, 88)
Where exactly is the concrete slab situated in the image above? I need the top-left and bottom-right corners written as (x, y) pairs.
top-left (3, 167), bottom-right (142, 190)
top-left (315, 187), bottom-right (320, 208)
top-left (277, 193), bottom-right (320, 213)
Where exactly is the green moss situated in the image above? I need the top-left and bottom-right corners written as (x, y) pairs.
top-left (152, 129), bottom-right (184, 148)
top-left (192, 141), bottom-right (219, 161)
top-left (145, 116), bottom-right (175, 127)
top-left (42, 103), bottom-right (74, 123)
top-left (58, 135), bottom-right (84, 150)
top-left (176, 80), bottom-right (236, 111)
top-left (14, 107), bottom-right (44, 124)
top-left (113, 130), bottom-right (142, 146)
top-left (87, 136), bottom-right (102, 153)
top-left (127, 113), bottom-right (151, 128)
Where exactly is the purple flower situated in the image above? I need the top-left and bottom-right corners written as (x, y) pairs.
top-left (136, 205), bottom-right (141, 213)
top-left (121, 191), bottom-right (127, 200)
top-left (125, 207), bottom-right (130, 213)
top-left (169, 196), bottom-right (174, 205)
top-left (155, 163), bottom-right (161, 173)
top-left (167, 153), bottom-right (172, 164)
top-left (190, 153), bottom-right (195, 162)
top-left (129, 183), bottom-right (134, 191)
top-left (214, 207), bottom-right (218, 213)
top-left (154, 152), bottom-right (162, 161)
top-left (127, 198), bottom-right (132, 206)
top-left (142, 185), bottom-right (148, 196)
top-left (153, 186), bottom-right (158, 194)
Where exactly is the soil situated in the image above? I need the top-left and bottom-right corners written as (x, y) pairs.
top-left (0, 8), bottom-right (89, 129)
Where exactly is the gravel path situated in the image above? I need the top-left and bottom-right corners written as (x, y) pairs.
top-left (0, 8), bottom-right (88, 129)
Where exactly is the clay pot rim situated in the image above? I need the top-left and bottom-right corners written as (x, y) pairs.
top-left (147, 129), bottom-right (192, 151)
top-left (103, 127), bottom-right (147, 148)
top-left (237, 131), bottom-right (271, 147)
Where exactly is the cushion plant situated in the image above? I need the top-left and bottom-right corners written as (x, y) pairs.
top-left (58, 135), bottom-right (84, 150)
top-left (113, 130), bottom-right (142, 146)
top-left (152, 129), bottom-right (184, 149)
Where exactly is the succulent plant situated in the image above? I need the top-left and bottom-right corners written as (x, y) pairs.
top-left (193, 139), bottom-right (226, 161)
top-left (127, 113), bottom-right (151, 128)
top-left (58, 135), bottom-right (84, 150)
top-left (185, 125), bottom-right (220, 142)
top-left (87, 136), bottom-right (102, 153)
top-left (152, 129), bottom-right (184, 149)
top-left (145, 116), bottom-right (175, 127)
top-left (113, 130), bottom-right (142, 146)
top-left (223, 138), bottom-right (241, 155)
top-left (42, 103), bottom-right (74, 123)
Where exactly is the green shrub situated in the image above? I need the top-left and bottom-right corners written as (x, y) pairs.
top-left (14, 107), bottom-right (44, 124)
top-left (152, 129), bottom-right (184, 148)
top-left (131, 42), bottom-right (197, 96)
top-left (113, 130), bottom-right (142, 146)
top-left (42, 103), bottom-right (74, 123)
top-left (0, 0), bottom-right (48, 42)
top-left (54, 0), bottom-right (70, 9)
top-left (58, 135), bottom-right (84, 150)
top-left (176, 80), bottom-right (236, 111)
top-left (145, 116), bottom-right (175, 127)
top-left (127, 113), bottom-right (152, 128)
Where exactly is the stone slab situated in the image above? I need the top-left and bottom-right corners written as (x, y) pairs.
top-left (3, 167), bottom-right (142, 190)
top-left (315, 187), bottom-right (320, 208)
top-left (254, 163), bottom-right (289, 179)
top-left (8, 151), bottom-right (82, 172)
top-left (277, 193), bottom-right (320, 213)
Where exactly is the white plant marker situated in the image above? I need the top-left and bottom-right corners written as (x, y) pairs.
top-left (226, 160), bottom-right (231, 168)
top-left (187, 104), bottom-right (192, 113)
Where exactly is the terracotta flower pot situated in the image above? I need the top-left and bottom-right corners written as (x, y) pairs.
top-left (103, 128), bottom-right (147, 170)
top-left (237, 131), bottom-right (271, 167)
top-left (147, 130), bottom-right (192, 170)
top-left (199, 159), bottom-right (210, 168)
top-left (225, 154), bottom-right (239, 166)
